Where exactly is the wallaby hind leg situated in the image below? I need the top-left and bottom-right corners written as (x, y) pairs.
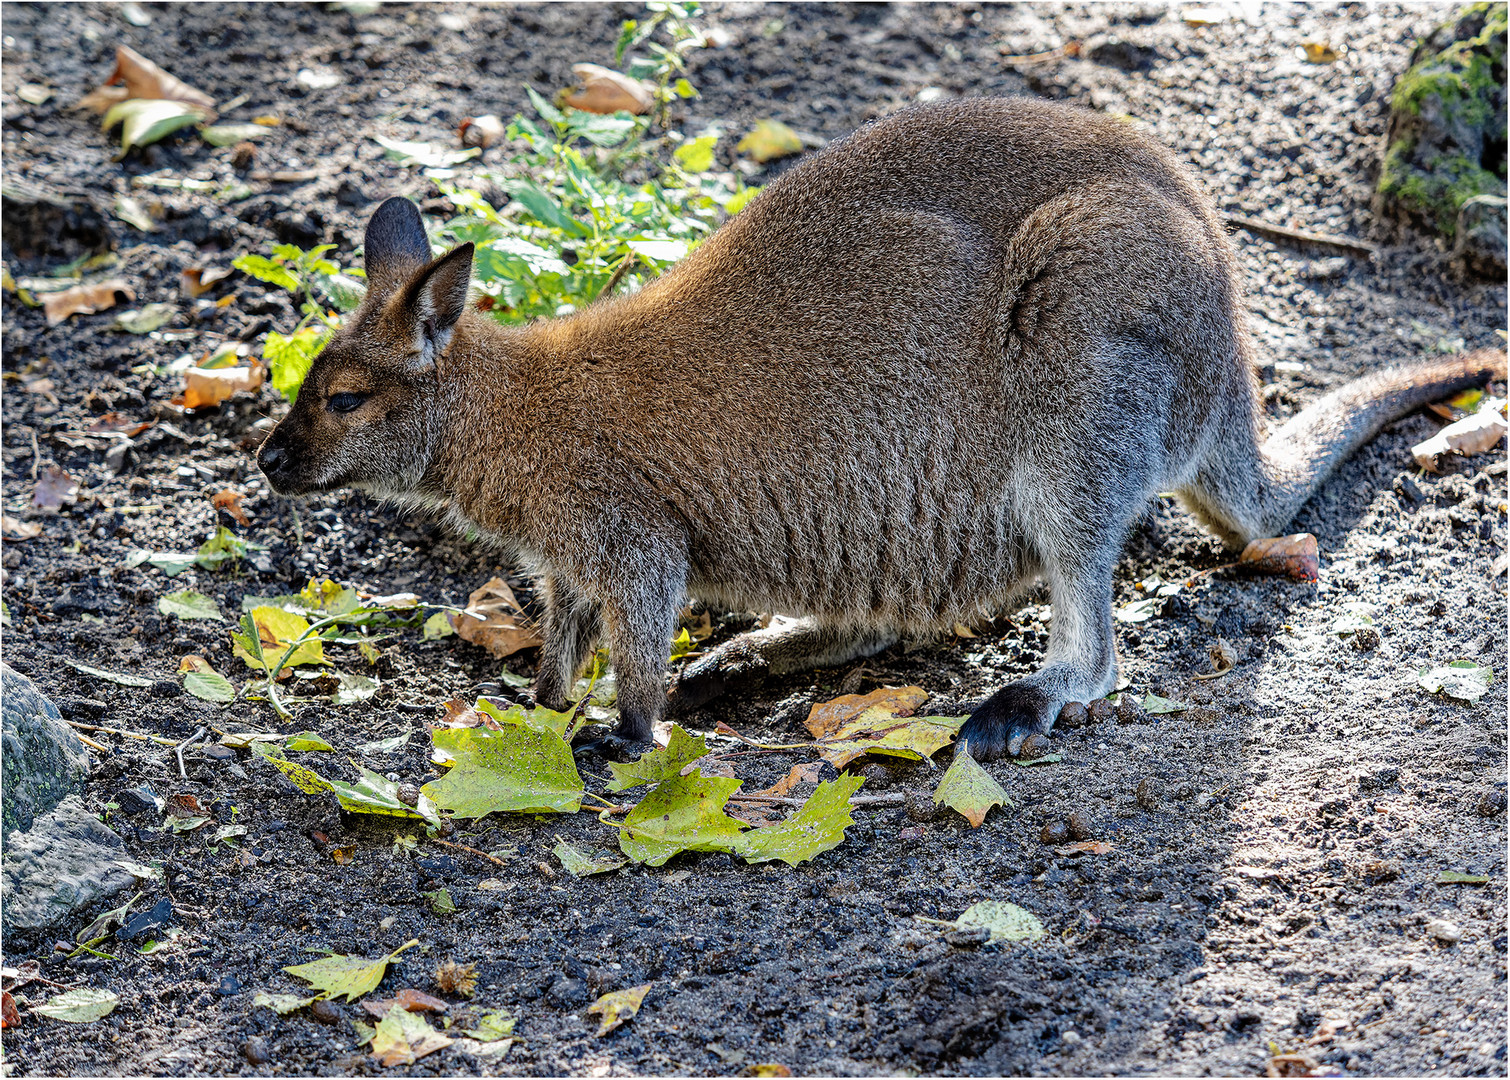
top-left (533, 577), bottom-right (603, 712)
top-left (959, 551), bottom-right (1119, 760)
top-left (667, 616), bottom-right (899, 714)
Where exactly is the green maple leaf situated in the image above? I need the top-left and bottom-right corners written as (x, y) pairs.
top-left (284, 939), bottom-right (418, 1002)
top-left (617, 770), bottom-right (745, 866)
top-left (934, 743), bottom-right (1013, 827)
top-left (814, 709), bottom-right (964, 768)
top-left (605, 724), bottom-right (707, 792)
top-left (421, 725), bottom-right (584, 817)
top-left (737, 774), bottom-right (865, 866)
top-left (553, 840), bottom-right (628, 877)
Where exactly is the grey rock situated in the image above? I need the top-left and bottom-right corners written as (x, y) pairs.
top-left (1453, 194), bottom-right (1507, 278)
top-left (1, 794), bottom-right (137, 934)
top-left (2, 663), bottom-right (90, 836)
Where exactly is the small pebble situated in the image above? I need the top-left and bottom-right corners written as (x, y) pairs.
top-left (395, 782), bottom-right (421, 807)
top-left (213, 974), bottom-right (242, 996)
top-left (1427, 918), bottom-right (1463, 944)
top-left (1017, 733), bottom-right (1053, 759)
top-left (310, 998), bottom-right (343, 1025)
top-left (1067, 811), bottom-right (1092, 840)
top-left (1135, 778), bottom-right (1160, 809)
top-left (1087, 699), bottom-right (1115, 724)
top-left (904, 789), bottom-right (942, 823)
top-left (242, 1037), bottom-right (271, 1065)
top-left (1041, 820), bottom-right (1070, 844)
top-left (1057, 702), bottom-right (1088, 729)
top-left (1475, 789), bottom-right (1506, 817)
top-left (1061, 1029), bottom-right (1082, 1046)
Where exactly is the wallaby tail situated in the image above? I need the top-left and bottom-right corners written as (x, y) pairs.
top-left (1182, 348), bottom-right (1507, 547)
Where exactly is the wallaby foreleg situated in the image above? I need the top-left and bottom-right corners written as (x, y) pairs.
top-left (959, 557), bottom-right (1118, 760)
top-left (667, 616), bottom-right (899, 714)
top-left (533, 577), bottom-right (603, 712)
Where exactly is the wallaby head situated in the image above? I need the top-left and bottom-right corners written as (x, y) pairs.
top-left (257, 197), bottom-right (475, 499)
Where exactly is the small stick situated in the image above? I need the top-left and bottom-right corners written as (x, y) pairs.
top-left (430, 838), bottom-right (510, 868)
top-left (175, 726), bottom-right (207, 779)
top-left (728, 792), bottom-right (906, 808)
top-left (72, 731), bottom-right (111, 754)
top-left (594, 254), bottom-right (637, 302)
top-left (1223, 213), bottom-right (1379, 256)
top-left (64, 720), bottom-right (179, 748)
top-left (29, 429), bottom-right (40, 481)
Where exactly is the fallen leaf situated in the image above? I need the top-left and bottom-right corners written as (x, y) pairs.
top-left (618, 770), bottom-right (745, 866)
top-left (736, 774), bottom-right (865, 866)
top-left (114, 194), bottom-right (156, 232)
top-left (31, 466), bottom-right (79, 510)
top-left (1411, 407), bottom-right (1507, 472)
top-left (805, 685), bottom-right (928, 738)
top-left (112, 302), bottom-right (175, 334)
top-left (199, 122), bottom-right (268, 147)
top-left (171, 364), bottom-right (264, 410)
top-left (232, 606), bottom-right (325, 671)
top-left (64, 659), bottom-right (155, 687)
top-left (158, 589), bottom-right (222, 620)
top-left (563, 63), bottom-right (653, 114)
top-left (210, 489), bottom-right (251, 526)
top-left (1418, 660), bottom-right (1494, 703)
top-left (373, 136), bottom-right (480, 169)
top-left (933, 742), bottom-right (1011, 827)
top-left (102, 98), bottom-right (207, 156)
top-left (919, 900), bottom-right (1046, 943)
top-left (2, 516), bottom-right (43, 541)
top-left (80, 45), bottom-right (215, 112)
top-left (87, 413), bottom-right (153, 437)
top-left (422, 610), bottom-right (455, 639)
top-left (1, 990), bottom-right (18, 1029)
top-left (424, 888), bottom-right (456, 914)
top-left (284, 940), bottom-right (418, 1003)
top-left (743, 1067), bottom-right (793, 1078)
top-left (42, 279), bottom-right (135, 324)
top-left (180, 266), bottom-right (234, 297)
top-left (587, 983), bottom-right (652, 1037)
top-left (450, 577), bottom-right (543, 659)
top-left (421, 724), bottom-right (585, 817)
top-left (813, 709), bottom-right (964, 770)
top-left (1300, 41), bottom-right (1340, 63)
top-left (553, 840), bottom-right (629, 877)
top-left (1054, 840), bottom-right (1114, 856)
top-left (459, 114), bottom-right (506, 148)
top-left (370, 1002), bottom-right (453, 1066)
top-left (453, 1009), bottom-right (513, 1040)
top-left (179, 655), bottom-right (235, 702)
top-left (737, 118), bottom-right (803, 163)
top-left (1138, 692), bottom-right (1188, 715)
top-left (1238, 533), bottom-right (1319, 582)
top-left (1267, 1052), bottom-right (1323, 1078)
top-left (33, 988), bottom-right (119, 1023)
top-left (252, 991), bottom-right (316, 1015)
top-left (17, 83), bottom-right (51, 105)
top-left (606, 724), bottom-right (708, 792)
top-left (1328, 601), bottom-right (1375, 637)
top-left (1436, 871), bottom-right (1489, 885)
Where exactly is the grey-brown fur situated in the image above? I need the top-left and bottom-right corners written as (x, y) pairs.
top-left (257, 97), bottom-right (1506, 759)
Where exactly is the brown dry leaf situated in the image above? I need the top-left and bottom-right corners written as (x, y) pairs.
top-left (79, 45), bottom-right (216, 113)
top-left (1267, 1052), bottom-right (1326, 1078)
top-left (86, 412), bottom-right (153, 438)
top-left (450, 577), bottom-right (543, 659)
top-left (1238, 533), bottom-right (1319, 583)
top-left (952, 622), bottom-right (977, 638)
top-left (178, 655), bottom-right (214, 674)
top-left (171, 365), bottom-right (264, 409)
top-left (332, 844), bottom-right (356, 865)
top-left (752, 762), bottom-right (826, 797)
top-left (42, 280), bottom-right (135, 324)
top-left (1, 990), bottom-right (18, 1030)
top-left (1, 516), bottom-right (42, 541)
top-left (180, 266), bottom-right (233, 297)
top-left (394, 988), bottom-right (449, 1013)
top-left (1053, 840), bottom-right (1114, 856)
top-left (1193, 637), bottom-right (1237, 681)
top-left (166, 792), bottom-right (208, 817)
top-left (1411, 407), bottom-right (1507, 472)
top-left (804, 685), bottom-right (928, 739)
top-left (1300, 41), bottom-right (1340, 63)
top-left (439, 698), bottom-right (503, 730)
top-left (1305, 1015), bottom-right (1348, 1046)
top-left (679, 606), bottom-right (714, 640)
top-left (369, 1003), bottom-right (453, 1066)
top-left (459, 114), bottom-right (505, 149)
top-left (211, 488), bottom-right (251, 526)
top-left (31, 466), bottom-right (79, 510)
top-left (563, 63), bottom-right (653, 115)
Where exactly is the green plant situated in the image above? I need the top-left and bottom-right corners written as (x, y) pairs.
top-left (234, 243), bottom-right (364, 402)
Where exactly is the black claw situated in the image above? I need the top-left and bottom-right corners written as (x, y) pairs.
top-left (958, 683), bottom-right (1054, 762)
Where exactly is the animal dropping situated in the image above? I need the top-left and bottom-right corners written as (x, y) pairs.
top-left (255, 99), bottom-right (1506, 764)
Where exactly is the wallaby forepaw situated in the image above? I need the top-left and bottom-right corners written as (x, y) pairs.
top-left (958, 683), bottom-right (1055, 761)
top-left (667, 642), bottom-right (771, 714)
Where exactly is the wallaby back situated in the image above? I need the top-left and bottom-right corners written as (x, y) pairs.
top-left (258, 96), bottom-right (1506, 758)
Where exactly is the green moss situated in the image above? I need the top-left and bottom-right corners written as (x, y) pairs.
top-left (1379, 140), bottom-right (1504, 234)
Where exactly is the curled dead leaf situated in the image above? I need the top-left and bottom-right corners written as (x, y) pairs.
top-left (1411, 407), bottom-right (1507, 472)
top-left (563, 63), bottom-right (653, 115)
top-left (451, 577), bottom-right (543, 659)
top-left (42, 280), bottom-right (135, 325)
top-left (31, 466), bottom-right (79, 510)
top-left (211, 488), bottom-right (251, 526)
top-left (804, 685), bottom-right (928, 738)
top-left (180, 266), bottom-right (233, 298)
top-left (171, 365), bottom-right (264, 410)
top-left (79, 45), bottom-right (216, 114)
top-left (2, 516), bottom-right (43, 541)
top-left (1238, 533), bottom-right (1319, 583)
top-left (459, 114), bottom-right (506, 149)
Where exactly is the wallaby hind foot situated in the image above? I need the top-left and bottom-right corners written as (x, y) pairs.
top-left (667, 617), bottom-right (898, 714)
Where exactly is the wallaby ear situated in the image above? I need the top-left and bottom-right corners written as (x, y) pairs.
top-left (364, 197), bottom-right (432, 295)
top-left (395, 242), bottom-right (474, 371)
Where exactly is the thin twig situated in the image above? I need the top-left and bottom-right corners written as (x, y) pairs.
top-left (1224, 213), bottom-right (1379, 256)
top-left (175, 726), bottom-right (207, 779)
top-left (64, 720), bottom-right (179, 748)
top-left (594, 254), bottom-right (637, 303)
top-left (72, 731), bottom-right (111, 754)
top-left (728, 792), bottom-right (906, 808)
top-left (29, 429), bottom-right (40, 481)
top-left (430, 838), bottom-right (511, 868)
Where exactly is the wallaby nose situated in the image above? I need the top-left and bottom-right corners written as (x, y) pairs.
top-left (259, 441), bottom-right (287, 475)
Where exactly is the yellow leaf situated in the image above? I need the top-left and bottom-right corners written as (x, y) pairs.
top-left (1300, 41), bottom-right (1340, 63)
top-left (737, 119), bottom-right (803, 163)
top-left (370, 1002), bottom-right (453, 1066)
top-left (805, 685), bottom-right (928, 738)
top-left (233, 605), bottom-right (325, 671)
top-left (587, 983), bottom-right (652, 1036)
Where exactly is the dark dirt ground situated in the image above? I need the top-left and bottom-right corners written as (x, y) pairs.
top-left (1, 2), bottom-right (1507, 1076)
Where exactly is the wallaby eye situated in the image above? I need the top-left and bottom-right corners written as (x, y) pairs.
top-left (328, 392), bottom-right (367, 414)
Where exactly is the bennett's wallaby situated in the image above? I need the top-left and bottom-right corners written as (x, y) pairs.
top-left (257, 97), bottom-right (1505, 760)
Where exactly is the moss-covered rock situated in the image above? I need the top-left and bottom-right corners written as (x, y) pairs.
top-left (1374, 2), bottom-right (1506, 270)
